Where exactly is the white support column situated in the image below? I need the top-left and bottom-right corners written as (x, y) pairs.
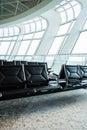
top-left (36, 9), bottom-right (61, 55)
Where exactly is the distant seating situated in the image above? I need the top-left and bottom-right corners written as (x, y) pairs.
top-left (64, 65), bottom-right (82, 89)
top-left (58, 64), bottom-right (87, 90)
top-left (79, 65), bottom-right (87, 86)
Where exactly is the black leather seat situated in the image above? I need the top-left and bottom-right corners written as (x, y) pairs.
top-left (80, 66), bottom-right (87, 86)
top-left (63, 65), bottom-right (82, 89)
top-left (24, 64), bottom-right (49, 88)
top-left (0, 65), bottom-right (25, 90)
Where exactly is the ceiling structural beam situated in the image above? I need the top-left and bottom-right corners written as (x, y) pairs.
top-left (1, 6), bottom-right (15, 15)
top-left (17, 2), bottom-right (29, 12)
top-left (0, 1), bottom-right (17, 5)
top-left (0, 5), bottom-right (3, 15)
top-left (18, 0), bottom-right (32, 1)
top-left (37, 0), bottom-right (42, 4)
top-left (0, 0), bottom-right (49, 21)
top-left (15, 1), bottom-right (20, 15)
top-left (19, 2), bottom-right (30, 10)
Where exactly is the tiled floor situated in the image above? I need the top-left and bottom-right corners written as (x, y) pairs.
top-left (0, 89), bottom-right (87, 130)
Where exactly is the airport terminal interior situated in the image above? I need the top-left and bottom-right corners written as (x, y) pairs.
top-left (0, 0), bottom-right (87, 130)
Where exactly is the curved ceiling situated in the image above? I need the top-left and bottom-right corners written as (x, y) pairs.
top-left (0, 0), bottom-right (63, 26)
top-left (0, 0), bottom-right (45, 20)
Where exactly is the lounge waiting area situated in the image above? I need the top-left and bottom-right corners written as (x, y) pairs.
top-left (0, 0), bottom-right (87, 129)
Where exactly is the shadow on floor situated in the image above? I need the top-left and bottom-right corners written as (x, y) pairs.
top-left (0, 89), bottom-right (87, 125)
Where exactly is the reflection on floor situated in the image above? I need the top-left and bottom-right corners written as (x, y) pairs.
top-left (0, 89), bottom-right (87, 130)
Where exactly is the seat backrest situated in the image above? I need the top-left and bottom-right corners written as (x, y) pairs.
top-left (3, 61), bottom-right (15, 66)
top-left (0, 60), bottom-right (4, 66)
top-left (59, 64), bottom-right (66, 79)
top-left (14, 61), bottom-right (21, 65)
top-left (27, 62), bottom-right (39, 65)
top-left (64, 65), bottom-right (81, 80)
top-left (27, 62), bottom-right (48, 74)
top-left (24, 64), bottom-right (49, 86)
top-left (27, 62), bottom-right (47, 67)
top-left (21, 61), bottom-right (28, 65)
top-left (0, 65), bottom-right (25, 90)
top-left (79, 66), bottom-right (87, 79)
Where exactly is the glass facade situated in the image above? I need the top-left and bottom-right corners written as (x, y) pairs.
top-left (0, 0), bottom-right (87, 73)
top-left (0, 17), bottom-right (47, 60)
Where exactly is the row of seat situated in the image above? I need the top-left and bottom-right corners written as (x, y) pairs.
top-left (0, 64), bottom-right (49, 90)
top-left (0, 60), bottom-right (52, 75)
top-left (0, 63), bottom-right (87, 101)
top-left (0, 60), bottom-right (47, 66)
top-left (0, 62), bottom-right (61, 100)
top-left (58, 64), bottom-right (87, 90)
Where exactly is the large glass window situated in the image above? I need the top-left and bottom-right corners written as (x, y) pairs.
top-left (0, 17), bottom-right (47, 60)
top-left (72, 32), bottom-right (87, 54)
top-left (17, 41), bottom-right (31, 55)
top-left (47, 0), bottom-right (81, 68)
top-left (0, 42), bottom-right (10, 55)
top-left (48, 37), bottom-right (64, 55)
top-left (48, 0), bottom-right (81, 57)
top-left (15, 17), bottom-right (47, 60)
top-left (68, 20), bottom-right (87, 65)
top-left (27, 40), bottom-right (40, 55)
